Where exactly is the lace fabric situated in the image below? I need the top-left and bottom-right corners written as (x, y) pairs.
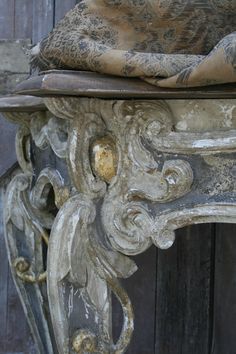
top-left (31, 0), bottom-right (236, 87)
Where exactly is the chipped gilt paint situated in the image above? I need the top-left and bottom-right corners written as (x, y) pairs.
top-left (1, 94), bottom-right (236, 353)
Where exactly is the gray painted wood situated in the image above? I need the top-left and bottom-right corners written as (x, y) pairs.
top-left (0, 117), bottom-right (17, 178)
top-left (14, 0), bottom-right (33, 39)
top-left (212, 224), bottom-right (236, 354)
top-left (155, 225), bottom-right (213, 354)
top-left (0, 3), bottom-right (78, 353)
top-left (6, 269), bottom-right (36, 353)
top-left (1, 2), bottom-right (236, 354)
top-left (32, 0), bottom-right (54, 44)
top-left (0, 187), bottom-right (36, 354)
top-left (0, 189), bottom-right (9, 351)
top-left (54, 0), bottom-right (78, 23)
top-left (0, 0), bottom-right (14, 39)
top-left (113, 246), bottom-right (157, 354)
top-left (0, 40), bottom-right (30, 178)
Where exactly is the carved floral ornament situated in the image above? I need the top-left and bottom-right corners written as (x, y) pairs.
top-left (3, 97), bottom-right (236, 353)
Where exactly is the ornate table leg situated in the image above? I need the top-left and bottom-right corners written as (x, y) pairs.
top-left (2, 95), bottom-right (236, 353)
top-left (3, 108), bottom-right (62, 353)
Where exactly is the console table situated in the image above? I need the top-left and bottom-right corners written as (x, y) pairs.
top-left (0, 71), bottom-right (236, 354)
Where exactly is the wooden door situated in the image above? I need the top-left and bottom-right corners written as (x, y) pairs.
top-left (113, 224), bottom-right (236, 354)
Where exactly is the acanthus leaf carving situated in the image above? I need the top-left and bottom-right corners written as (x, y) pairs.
top-left (47, 194), bottom-right (136, 354)
top-left (3, 111), bottom-right (71, 353)
top-left (101, 99), bottom-right (194, 255)
top-left (3, 94), bottom-right (236, 354)
top-left (4, 172), bottom-right (55, 354)
top-left (30, 111), bottom-right (69, 158)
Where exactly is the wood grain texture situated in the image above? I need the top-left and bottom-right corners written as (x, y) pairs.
top-left (155, 225), bottom-right (213, 354)
top-left (15, 71), bottom-right (236, 99)
top-left (0, 116), bottom-right (17, 178)
top-left (54, 0), bottom-right (78, 23)
top-left (32, 0), bottom-right (54, 44)
top-left (0, 189), bottom-right (9, 352)
top-left (0, 40), bottom-right (30, 178)
top-left (14, 0), bottom-right (33, 39)
top-left (0, 0), bottom-right (15, 39)
top-left (0, 187), bottom-right (36, 354)
top-left (1, 2), bottom-right (236, 354)
top-left (0, 3), bottom-right (78, 353)
top-left (0, 95), bottom-right (45, 112)
top-left (212, 224), bottom-right (236, 354)
top-left (5, 270), bottom-right (35, 353)
top-left (113, 246), bottom-right (157, 354)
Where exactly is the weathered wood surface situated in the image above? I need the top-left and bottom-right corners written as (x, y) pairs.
top-left (32, 0), bottom-right (55, 44)
top-left (14, 0), bottom-right (33, 39)
top-left (1, 2), bottom-right (236, 354)
top-left (0, 1), bottom-right (80, 179)
top-left (15, 71), bottom-right (236, 99)
top-left (0, 95), bottom-right (45, 112)
top-left (155, 225), bottom-right (213, 354)
top-left (0, 118), bottom-right (17, 178)
top-left (212, 224), bottom-right (236, 354)
top-left (0, 39), bottom-right (30, 178)
top-left (113, 246), bottom-right (157, 354)
top-left (54, 0), bottom-right (78, 23)
top-left (0, 2), bottom-right (78, 353)
top-left (0, 0), bottom-right (15, 39)
top-left (2, 88), bottom-right (236, 354)
top-left (8, 95), bottom-right (234, 353)
top-left (0, 182), bottom-right (36, 354)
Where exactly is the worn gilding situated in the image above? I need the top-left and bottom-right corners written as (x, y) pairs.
top-left (91, 136), bottom-right (118, 183)
top-left (1, 94), bottom-right (236, 354)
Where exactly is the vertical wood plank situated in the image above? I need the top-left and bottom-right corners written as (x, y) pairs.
top-left (6, 272), bottom-right (32, 352)
top-left (32, 0), bottom-right (54, 44)
top-left (0, 0), bottom-right (15, 39)
top-left (0, 186), bottom-right (36, 353)
top-left (14, 0), bottom-right (33, 39)
top-left (0, 118), bottom-right (17, 178)
top-left (212, 224), bottom-right (236, 354)
top-left (113, 246), bottom-right (157, 354)
top-left (0, 189), bottom-right (8, 352)
top-left (155, 225), bottom-right (213, 354)
top-left (0, 1), bottom-right (54, 353)
top-left (54, 0), bottom-right (77, 24)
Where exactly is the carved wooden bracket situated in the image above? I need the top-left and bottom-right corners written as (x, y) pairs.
top-left (1, 91), bottom-right (236, 353)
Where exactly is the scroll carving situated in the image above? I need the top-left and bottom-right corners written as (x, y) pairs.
top-left (4, 173), bottom-right (54, 353)
top-left (100, 99), bottom-right (194, 255)
top-left (31, 167), bottom-right (70, 210)
top-left (152, 203), bottom-right (236, 249)
top-left (48, 194), bottom-right (136, 354)
top-left (44, 97), bottom-right (195, 257)
top-left (148, 129), bottom-right (236, 154)
top-left (16, 125), bottom-right (33, 173)
top-left (3, 95), bottom-right (236, 354)
top-left (45, 97), bottom-right (110, 198)
top-left (30, 112), bottom-right (69, 159)
top-left (3, 109), bottom-right (71, 354)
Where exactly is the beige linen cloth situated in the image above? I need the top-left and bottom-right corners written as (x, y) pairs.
top-left (31, 0), bottom-right (236, 88)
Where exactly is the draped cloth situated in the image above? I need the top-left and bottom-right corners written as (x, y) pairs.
top-left (31, 0), bottom-right (236, 88)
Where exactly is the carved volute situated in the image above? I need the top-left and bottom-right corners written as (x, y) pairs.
top-left (1, 78), bottom-right (236, 354)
